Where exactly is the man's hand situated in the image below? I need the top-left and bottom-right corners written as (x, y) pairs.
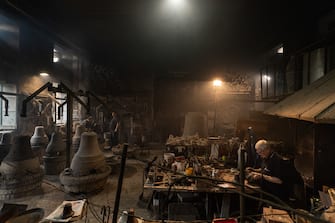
top-left (245, 167), bottom-right (261, 173)
top-left (250, 172), bottom-right (262, 180)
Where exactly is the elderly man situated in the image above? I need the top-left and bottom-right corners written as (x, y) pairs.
top-left (247, 139), bottom-right (291, 202)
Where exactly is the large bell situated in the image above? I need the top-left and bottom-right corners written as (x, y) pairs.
top-left (30, 126), bottom-right (48, 162)
top-left (72, 124), bottom-right (85, 154)
top-left (0, 135), bottom-right (44, 200)
top-left (0, 131), bottom-right (12, 163)
top-left (43, 131), bottom-right (66, 175)
top-left (71, 132), bottom-right (106, 176)
top-left (182, 112), bottom-right (208, 137)
top-left (60, 132), bottom-right (111, 193)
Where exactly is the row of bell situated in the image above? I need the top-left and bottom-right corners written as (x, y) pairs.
top-left (0, 126), bottom-right (55, 200)
top-left (0, 125), bottom-right (87, 174)
top-left (30, 125), bottom-right (107, 175)
top-left (0, 124), bottom-right (110, 198)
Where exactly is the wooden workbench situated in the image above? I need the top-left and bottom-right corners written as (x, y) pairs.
top-left (143, 170), bottom-right (259, 220)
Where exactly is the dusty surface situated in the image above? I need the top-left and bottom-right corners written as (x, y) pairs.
top-left (0, 147), bottom-right (163, 222)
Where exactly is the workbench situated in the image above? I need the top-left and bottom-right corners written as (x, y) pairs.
top-left (143, 169), bottom-right (259, 220)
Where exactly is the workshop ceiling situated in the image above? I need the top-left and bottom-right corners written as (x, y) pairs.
top-left (4, 0), bottom-right (335, 73)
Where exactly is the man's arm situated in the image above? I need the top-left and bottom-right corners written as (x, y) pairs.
top-left (246, 167), bottom-right (262, 173)
top-left (262, 174), bottom-right (282, 184)
top-left (250, 172), bottom-right (283, 184)
top-left (114, 122), bottom-right (119, 132)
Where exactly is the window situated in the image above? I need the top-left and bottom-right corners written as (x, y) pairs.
top-left (53, 92), bottom-right (67, 125)
top-left (302, 48), bottom-right (326, 87)
top-left (53, 45), bottom-right (80, 73)
top-left (0, 83), bottom-right (17, 130)
top-left (277, 46), bottom-right (284, 54)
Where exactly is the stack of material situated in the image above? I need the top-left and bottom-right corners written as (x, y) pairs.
top-left (166, 134), bottom-right (208, 147)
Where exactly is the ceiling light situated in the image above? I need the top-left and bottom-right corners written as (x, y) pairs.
top-left (213, 79), bottom-right (222, 87)
top-left (40, 72), bottom-right (49, 77)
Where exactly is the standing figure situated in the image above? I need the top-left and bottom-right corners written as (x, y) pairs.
top-left (109, 112), bottom-right (120, 146)
top-left (245, 126), bottom-right (257, 167)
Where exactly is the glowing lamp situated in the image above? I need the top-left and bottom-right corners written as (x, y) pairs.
top-left (213, 79), bottom-right (222, 87)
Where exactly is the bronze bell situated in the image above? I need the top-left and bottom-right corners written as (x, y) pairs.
top-left (72, 124), bottom-right (85, 154)
top-left (30, 126), bottom-right (48, 148)
top-left (0, 135), bottom-right (44, 199)
top-left (43, 131), bottom-right (66, 175)
top-left (0, 131), bottom-right (12, 145)
top-left (0, 132), bottom-right (12, 163)
top-left (2, 135), bottom-right (40, 174)
top-left (70, 132), bottom-right (106, 177)
top-left (45, 131), bottom-right (66, 156)
top-left (59, 132), bottom-right (111, 193)
top-left (30, 126), bottom-right (48, 162)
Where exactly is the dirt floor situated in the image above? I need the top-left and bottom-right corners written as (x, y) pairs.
top-left (0, 145), bottom-right (164, 222)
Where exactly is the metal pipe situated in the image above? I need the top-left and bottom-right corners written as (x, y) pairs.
top-left (59, 83), bottom-right (90, 114)
top-left (20, 82), bottom-right (52, 117)
top-left (19, 82), bottom-right (90, 167)
top-left (0, 94), bottom-right (9, 116)
top-left (66, 94), bottom-right (73, 168)
top-left (55, 83), bottom-right (91, 167)
top-left (239, 143), bottom-right (246, 223)
top-left (58, 101), bottom-right (67, 120)
top-left (87, 93), bottom-right (91, 116)
top-left (213, 87), bottom-right (218, 136)
top-left (112, 144), bottom-right (129, 223)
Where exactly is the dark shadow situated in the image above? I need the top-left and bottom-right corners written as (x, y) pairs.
top-left (112, 164), bottom-right (138, 178)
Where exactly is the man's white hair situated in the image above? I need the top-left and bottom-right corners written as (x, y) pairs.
top-left (255, 139), bottom-right (268, 151)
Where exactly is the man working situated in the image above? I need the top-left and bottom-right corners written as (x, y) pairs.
top-left (247, 139), bottom-right (301, 203)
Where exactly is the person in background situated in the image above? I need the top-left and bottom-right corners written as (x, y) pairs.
top-left (245, 127), bottom-right (257, 167)
top-left (109, 112), bottom-right (120, 146)
top-left (235, 127), bottom-right (257, 168)
top-left (247, 139), bottom-right (302, 203)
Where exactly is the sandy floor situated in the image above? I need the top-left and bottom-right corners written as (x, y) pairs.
top-left (0, 147), bottom-right (163, 222)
